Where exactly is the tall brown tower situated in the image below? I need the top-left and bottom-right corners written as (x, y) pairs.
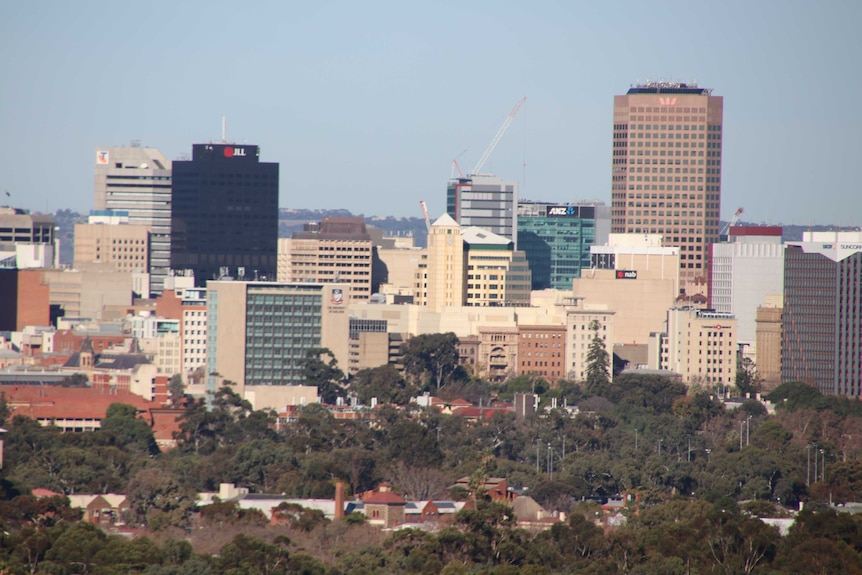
top-left (611, 81), bottom-right (723, 295)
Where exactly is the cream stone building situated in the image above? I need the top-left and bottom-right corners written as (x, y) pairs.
top-left (40, 266), bottom-right (134, 320)
top-left (74, 219), bottom-right (150, 275)
top-left (649, 307), bottom-right (737, 389)
top-left (416, 215), bottom-right (531, 311)
top-left (755, 294), bottom-right (782, 391)
top-left (573, 234), bottom-right (679, 346)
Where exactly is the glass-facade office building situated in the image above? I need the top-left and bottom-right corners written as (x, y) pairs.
top-left (171, 144), bottom-right (278, 286)
top-left (207, 281), bottom-right (349, 395)
top-left (517, 202), bottom-right (607, 290)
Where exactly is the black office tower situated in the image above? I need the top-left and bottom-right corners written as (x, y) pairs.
top-left (171, 144), bottom-right (278, 284)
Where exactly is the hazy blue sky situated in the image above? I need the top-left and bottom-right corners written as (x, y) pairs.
top-left (1, 1), bottom-right (859, 224)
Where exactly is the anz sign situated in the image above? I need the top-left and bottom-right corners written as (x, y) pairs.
top-left (547, 205), bottom-right (578, 217)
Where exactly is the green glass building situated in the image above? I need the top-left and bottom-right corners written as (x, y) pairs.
top-left (516, 202), bottom-right (609, 290)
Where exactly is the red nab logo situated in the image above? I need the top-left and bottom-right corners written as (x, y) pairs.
top-left (616, 270), bottom-right (637, 279)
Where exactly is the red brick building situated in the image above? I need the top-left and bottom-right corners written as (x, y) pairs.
top-left (0, 269), bottom-right (51, 330)
top-left (517, 325), bottom-right (567, 384)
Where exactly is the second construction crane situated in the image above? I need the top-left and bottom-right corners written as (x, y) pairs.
top-left (468, 97), bottom-right (526, 176)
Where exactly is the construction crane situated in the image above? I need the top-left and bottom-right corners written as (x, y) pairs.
top-left (720, 207), bottom-right (744, 239)
top-left (419, 200), bottom-right (432, 232)
top-left (470, 96), bottom-right (526, 175)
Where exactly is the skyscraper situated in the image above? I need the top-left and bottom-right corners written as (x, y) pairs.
top-left (782, 233), bottom-right (862, 397)
top-left (446, 174), bottom-right (517, 244)
top-left (94, 146), bottom-right (172, 294)
top-left (610, 81), bottom-right (723, 294)
top-left (171, 143), bottom-right (278, 285)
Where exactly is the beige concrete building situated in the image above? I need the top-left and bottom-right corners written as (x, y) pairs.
top-left (206, 281), bottom-right (351, 397)
top-left (0, 207), bottom-right (57, 269)
top-left (277, 217), bottom-right (374, 302)
top-left (611, 82), bottom-right (723, 294)
top-left (377, 245), bottom-right (426, 300)
top-left (74, 222), bottom-right (150, 274)
top-left (347, 317), bottom-right (398, 375)
top-left (418, 214), bottom-right (465, 312)
top-left (573, 234), bottom-right (679, 346)
top-left (416, 215), bottom-right (531, 311)
top-left (650, 307), bottom-right (737, 389)
top-left (243, 385), bottom-right (319, 411)
top-left (347, 290), bottom-right (613, 384)
top-left (463, 227), bottom-right (531, 307)
top-left (755, 301), bottom-right (782, 391)
top-left (41, 266), bottom-right (134, 320)
top-left (566, 307), bottom-right (615, 382)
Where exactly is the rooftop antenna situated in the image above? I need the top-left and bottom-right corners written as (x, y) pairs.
top-left (221, 116), bottom-right (227, 143)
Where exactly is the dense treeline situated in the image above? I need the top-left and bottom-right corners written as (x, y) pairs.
top-left (2, 372), bottom-right (862, 573)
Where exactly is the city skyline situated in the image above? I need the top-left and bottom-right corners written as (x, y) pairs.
top-left (1, 1), bottom-right (860, 225)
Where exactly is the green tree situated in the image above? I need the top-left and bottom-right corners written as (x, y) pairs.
top-left (400, 332), bottom-right (460, 390)
top-left (168, 373), bottom-right (185, 408)
top-left (350, 364), bottom-right (415, 405)
top-left (585, 320), bottom-right (610, 391)
top-left (301, 347), bottom-right (345, 404)
top-left (735, 357), bottom-right (761, 395)
top-left (98, 403), bottom-right (160, 456)
top-left (216, 533), bottom-right (291, 575)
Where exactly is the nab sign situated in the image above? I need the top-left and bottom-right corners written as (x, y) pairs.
top-left (616, 270), bottom-right (637, 280)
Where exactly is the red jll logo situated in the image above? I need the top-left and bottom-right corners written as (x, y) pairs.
top-left (658, 97), bottom-right (678, 106)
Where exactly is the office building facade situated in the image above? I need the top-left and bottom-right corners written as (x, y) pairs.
top-left (278, 217), bottom-right (374, 302)
top-left (206, 281), bottom-right (349, 396)
top-left (74, 215), bottom-right (150, 276)
top-left (94, 146), bottom-right (172, 294)
top-left (517, 201), bottom-right (609, 290)
top-left (782, 234), bottom-right (862, 396)
top-left (650, 307), bottom-right (737, 388)
top-left (447, 174), bottom-right (517, 244)
top-left (610, 82), bottom-right (723, 294)
top-left (171, 144), bottom-right (278, 286)
top-left (0, 207), bottom-right (56, 269)
top-left (708, 226), bottom-right (784, 358)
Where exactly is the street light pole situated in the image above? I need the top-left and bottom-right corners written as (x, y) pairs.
top-left (814, 444), bottom-right (819, 482)
top-left (687, 436), bottom-right (692, 462)
top-left (746, 415), bottom-right (752, 446)
top-left (705, 448), bottom-right (712, 463)
top-left (658, 438), bottom-right (663, 455)
top-left (820, 449), bottom-right (825, 483)
top-left (807, 444), bottom-right (811, 486)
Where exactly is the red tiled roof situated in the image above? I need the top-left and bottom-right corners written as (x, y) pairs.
top-left (362, 491), bottom-right (406, 505)
top-left (32, 488), bottom-right (62, 498)
top-left (6, 385), bottom-right (151, 420)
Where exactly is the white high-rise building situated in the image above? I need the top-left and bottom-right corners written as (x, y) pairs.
top-left (708, 226), bottom-right (784, 360)
top-left (94, 145), bottom-right (172, 294)
top-left (446, 174), bottom-right (517, 245)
